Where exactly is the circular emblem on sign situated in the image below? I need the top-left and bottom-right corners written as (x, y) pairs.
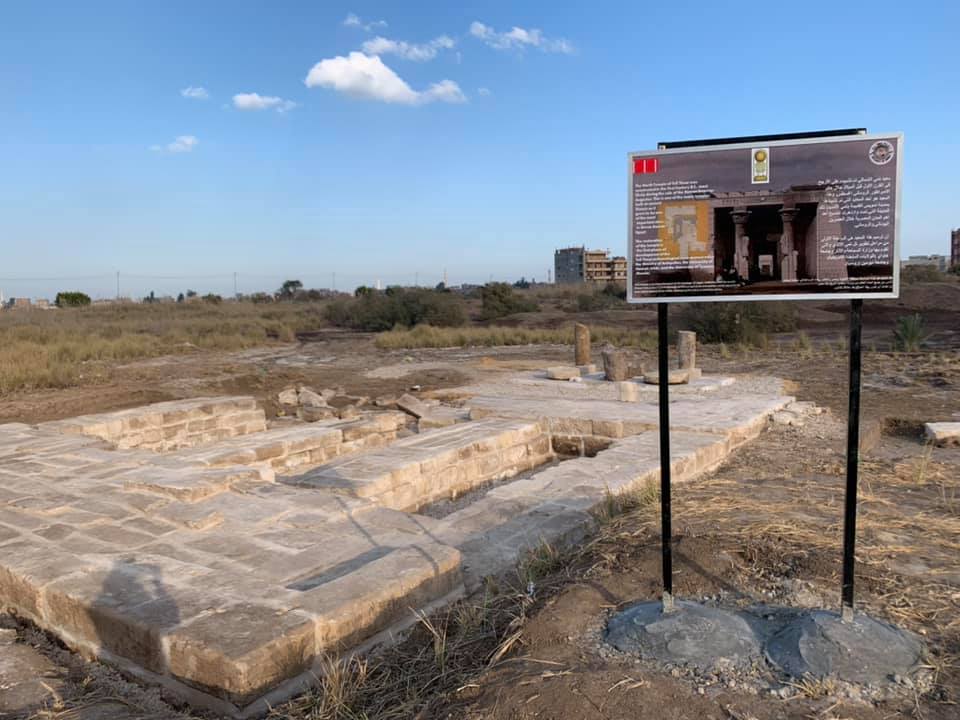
top-left (754, 149), bottom-right (767, 162)
top-left (868, 140), bottom-right (894, 165)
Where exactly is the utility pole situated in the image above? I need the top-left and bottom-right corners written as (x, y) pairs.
top-left (414, 271), bottom-right (419, 287)
top-left (443, 268), bottom-right (448, 287)
top-left (233, 272), bottom-right (238, 298)
top-left (116, 271), bottom-right (120, 300)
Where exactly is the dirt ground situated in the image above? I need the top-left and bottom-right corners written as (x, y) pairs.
top-left (1, 292), bottom-right (958, 720)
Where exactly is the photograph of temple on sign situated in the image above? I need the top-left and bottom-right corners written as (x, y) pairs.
top-left (629, 133), bottom-right (901, 302)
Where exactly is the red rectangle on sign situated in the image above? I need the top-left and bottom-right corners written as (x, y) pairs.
top-left (634, 158), bottom-right (659, 174)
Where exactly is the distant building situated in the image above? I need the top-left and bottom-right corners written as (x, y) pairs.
top-left (901, 254), bottom-right (948, 272)
top-left (554, 247), bottom-right (627, 284)
top-left (952, 228), bottom-right (960, 269)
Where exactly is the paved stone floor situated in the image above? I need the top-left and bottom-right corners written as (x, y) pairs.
top-left (0, 374), bottom-right (792, 717)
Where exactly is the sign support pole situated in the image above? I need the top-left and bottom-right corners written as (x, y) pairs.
top-left (841, 298), bottom-right (863, 621)
top-left (657, 303), bottom-right (674, 612)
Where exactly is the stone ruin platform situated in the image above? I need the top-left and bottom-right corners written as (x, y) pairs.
top-left (0, 376), bottom-right (793, 717)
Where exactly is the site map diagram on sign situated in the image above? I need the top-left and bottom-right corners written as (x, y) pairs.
top-left (627, 133), bottom-right (902, 303)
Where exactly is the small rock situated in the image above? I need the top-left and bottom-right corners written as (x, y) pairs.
top-left (298, 405), bottom-right (337, 422)
top-left (771, 411), bottom-right (805, 427)
top-left (338, 405), bottom-right (360, 420)
top-left (568, 376), bottom-right (583, 383)
top-left (409, 384), bottom-right (422, 392)
top-left (374, 395), bottom-right (398, 407)
top-left (297, 388), bottom-right (328, 408)
top-left (277, 388), bottom-right (299, 406)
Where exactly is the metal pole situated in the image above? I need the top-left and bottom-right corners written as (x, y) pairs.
top-left (841, 298), bottom-right (863, 621)
top-left (658, 303), bottom-right (674, 612)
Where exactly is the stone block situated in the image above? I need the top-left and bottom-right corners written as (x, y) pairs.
top-left (601, 346), bottom-right (630, 382)
top-left (617, 381), bottom-right (640, 402)
top-left (546, 366), bottom-right (581, 381)
top-left (925, 422), bottom-right (960, 447)
top-left (396, 394), bottom-right (429, 419)
top-left (166, 604), bottom-right (318, 705)
top-left (643, 369), bottom-right (690, 385)
top-left (300, 542), bottom-right (462, 652)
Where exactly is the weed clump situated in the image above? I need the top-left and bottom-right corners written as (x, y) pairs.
top-left (678, 302), bottom-right (797, 345)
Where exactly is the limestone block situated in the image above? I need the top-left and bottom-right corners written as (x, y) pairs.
top-left (546, 366), bottom-right (581, 381)
top-left (924, 422), bottom-right (960, 447)
top-left (574, 323), bottom-right (591, 366)
top-left (601, 346), bottom-right (630, 382)
top-left (165, 604), bottom-right (318, 705)
top-left (617, 381), bottom-right (640, 402)
top-left (301, 542), bottom-right (462, 652)
top-left (643, 369), bottom-right (690, 385)
top-left (397, 394), bottom-right (429, 419)
top-left (278, 389), bottom-right (299, 406)
top-left (297, 388), bottom-right (328, 408)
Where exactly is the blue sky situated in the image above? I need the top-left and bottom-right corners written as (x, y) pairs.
top-left (1, 1), bottom-right (957, 299)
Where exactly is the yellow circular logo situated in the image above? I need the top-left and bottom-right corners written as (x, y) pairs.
top-left (754, 150), bottom-right (767, 162)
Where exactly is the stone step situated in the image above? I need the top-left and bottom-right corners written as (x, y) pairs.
top-left (468, 394), bottom-right (792, 446)
top-left (428, 429), bottom-right (731, 589)
top-left (38, 396), bottom-right (266, 452)
top-left (155, 412), bottom-right (407, 474)
top-left (285, 419), bottom-right (552, 511)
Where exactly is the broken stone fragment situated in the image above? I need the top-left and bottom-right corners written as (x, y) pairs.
top-left (643, 369), bottom-right (690, 385)
top-left (601, 346), bottom-right (630, 382)
top-left (771, 410), bottom-right (805, 427)
top-left (925, 422), bottom-right (960, 447)
top-left (298, 405), bottom-right (337, 422)
top-left (397, 393), bottom-right (429, 419)
top-left (297, 388), bottom-right (328, 408)
top-left (546, 366), bottom-right (581, 381)
top-left (277, 388), bottom-right (298, 406)
top-left (338, 405), bottom-right (360, 420)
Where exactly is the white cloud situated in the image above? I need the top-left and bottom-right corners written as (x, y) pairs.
top-left (180, 86), bottom-right (209, 100)
top-left (469, 21), bottom-right (574, 54)
top-left (343, 12), bottom-right (387, 32)
top-left (361, 34), bottom-right (455, 62)
top-left (232, 92), bottom-right (298, 112)
top-left (304, 52), bottom-right (465, 105)
top-left (151, 135), bottom-right (198, 153)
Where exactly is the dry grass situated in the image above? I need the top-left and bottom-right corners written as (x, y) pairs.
top-left (0, 301), bottom-right (329, 395)
top-left (267, 576), bottom-right (545, 720)
top-left (374, 324), bottom-right (657, 350)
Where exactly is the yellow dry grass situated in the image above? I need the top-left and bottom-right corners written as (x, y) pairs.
top-left (0, 301), bottom-right (329, 395)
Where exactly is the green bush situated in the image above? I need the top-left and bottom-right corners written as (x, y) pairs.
top-left (678, 302), bottom-right (797, 345)
top-left (54, 291), bottom-right (91, 307)
top-left (572, 282), bottom-right (627, 312)
top-left (893, 313), bottom-right (928, 351)
top-left (479, 283), bottom-right (539, 320)
top-left (325, 288), bottom-right (466, 331)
